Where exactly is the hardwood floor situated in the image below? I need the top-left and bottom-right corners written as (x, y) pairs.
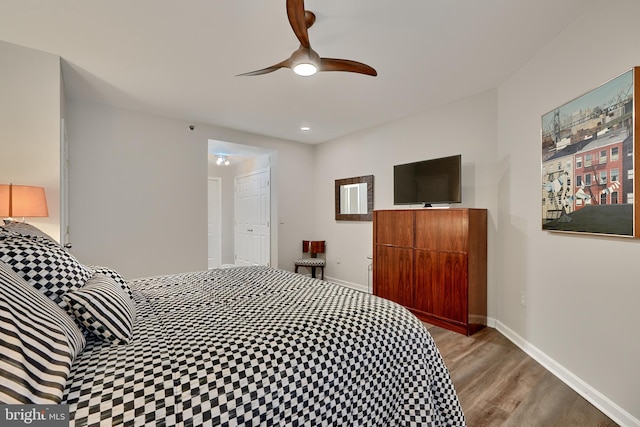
top-left (423, 324), bottom-right (619, 427)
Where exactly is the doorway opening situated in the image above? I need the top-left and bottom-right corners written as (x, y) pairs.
top-left (207, 140), bottom-right (277, 268)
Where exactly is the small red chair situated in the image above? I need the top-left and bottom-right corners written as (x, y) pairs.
top-left (294, 240), bottom-right (326, 280)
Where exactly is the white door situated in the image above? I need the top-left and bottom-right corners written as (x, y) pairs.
top-left (208, 177), bottom-right (222, 269)
top-left (234, 169), bottom-right (270, 266)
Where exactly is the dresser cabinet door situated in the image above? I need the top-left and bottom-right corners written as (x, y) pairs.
top-left (414, 250), bottom-right (468, 324)
top-left (415, 209), bottom-right (468, 252)
top-left (374, 245), bottom-right (413, 308)
top-left (375, 210), bottom-right (414, 247)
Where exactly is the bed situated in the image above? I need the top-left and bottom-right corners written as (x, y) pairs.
top-left (0, 222), bottom-right (466, 426)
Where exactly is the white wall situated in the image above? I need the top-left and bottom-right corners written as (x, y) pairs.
top-left (496, 0), bottom-right (640, 424)
top-left (67, 101), bottom-right (208, 278)
top-left (0, 41), bottom-right (61, 240)
top-left (314, 90), bottom-right (499, 295)
top-left (68, 100), bottom-right (315, 279)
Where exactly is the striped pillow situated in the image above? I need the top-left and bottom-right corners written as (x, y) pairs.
top-left (63, 274), bottom-right (136, 345)
top-left (0, 261), bottom-right (85, 404)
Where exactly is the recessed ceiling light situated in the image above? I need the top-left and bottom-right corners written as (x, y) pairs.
top-left (300, 126), bottom-right (311, 131)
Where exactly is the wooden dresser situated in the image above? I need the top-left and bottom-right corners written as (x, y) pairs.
top-left (373, 208), bottom-right (487, 335)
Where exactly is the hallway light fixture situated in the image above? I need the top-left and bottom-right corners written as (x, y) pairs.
top-left (216, 155), bottom-right (230, 166)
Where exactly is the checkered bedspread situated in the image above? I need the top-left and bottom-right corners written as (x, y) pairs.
top-left (63, 266), bottom-right (465, 426)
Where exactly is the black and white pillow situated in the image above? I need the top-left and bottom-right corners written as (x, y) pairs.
top-left (0, 261), bottom-right (85, 404)
top-left (88, 265), bottom-right (133, 299)
top-left (1, 221), bottom-right (59, 246)
top-left (0, 232), bottom-right (93, 307)
top-left (63, 274), bottom-right (136, 345)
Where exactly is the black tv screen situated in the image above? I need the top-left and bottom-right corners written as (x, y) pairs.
top-left (394, 154), bottom-right (462, 206)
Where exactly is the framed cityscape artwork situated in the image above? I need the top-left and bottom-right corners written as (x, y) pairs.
top-left (541, 67), bottom-right (639, 237)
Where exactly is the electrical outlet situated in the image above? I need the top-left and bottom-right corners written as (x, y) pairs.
top-left (520, 291), bottom-right (526, 307)
top-left (336, 256), bottom-right (341, 264)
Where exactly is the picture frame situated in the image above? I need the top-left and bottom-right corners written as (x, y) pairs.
top-left (541, 68), bottom-right (639, 237)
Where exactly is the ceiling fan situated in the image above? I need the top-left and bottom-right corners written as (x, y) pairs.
top-left (237, 0), bottom-right (377, 77)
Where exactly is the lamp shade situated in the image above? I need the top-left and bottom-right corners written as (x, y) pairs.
top-left (0, 184), bottom-right (49, 218)
top-left (302, 240), bottom-right (325, 254)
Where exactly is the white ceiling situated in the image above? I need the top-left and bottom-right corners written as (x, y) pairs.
top-left (1, 0), bottom-right (597, 144)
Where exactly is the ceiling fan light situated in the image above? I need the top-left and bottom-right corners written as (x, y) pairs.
top-left (293, 63), bottom-right (317, 77)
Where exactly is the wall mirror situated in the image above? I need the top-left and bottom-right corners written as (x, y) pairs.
top-left (335, 175), bottom-right (374, 221)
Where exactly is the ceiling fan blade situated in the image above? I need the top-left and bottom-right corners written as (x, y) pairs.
top-left (319, 58), bottom-right (378, 76)
top-left (236, 67), bottom-right (280, 77)
top-left (237, 59), bottom-right (292, 76)
top-left (286, 0), bottom-right (310, 48)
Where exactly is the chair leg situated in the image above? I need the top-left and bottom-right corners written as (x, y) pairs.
top-left (295, 265), bottom-right (299, 273)
top-left (311, 267), bottom-right (316, 278)
top-left (321, 267), bottom-right (324, 280)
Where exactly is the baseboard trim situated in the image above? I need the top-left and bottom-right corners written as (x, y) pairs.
top-left (495, 320), bottom-right (639, 427)
top-left (324, 276), bottom-right (369, 293)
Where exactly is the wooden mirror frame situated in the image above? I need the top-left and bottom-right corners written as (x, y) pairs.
top-left (335, 175), bottom-right (374, 221)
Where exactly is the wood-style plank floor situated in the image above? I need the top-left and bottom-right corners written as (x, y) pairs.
top-left (423, 324), bottom-right (619, 427)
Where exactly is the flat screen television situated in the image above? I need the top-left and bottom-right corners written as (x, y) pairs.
top-left (394, 154), bottom-right (462, 207)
